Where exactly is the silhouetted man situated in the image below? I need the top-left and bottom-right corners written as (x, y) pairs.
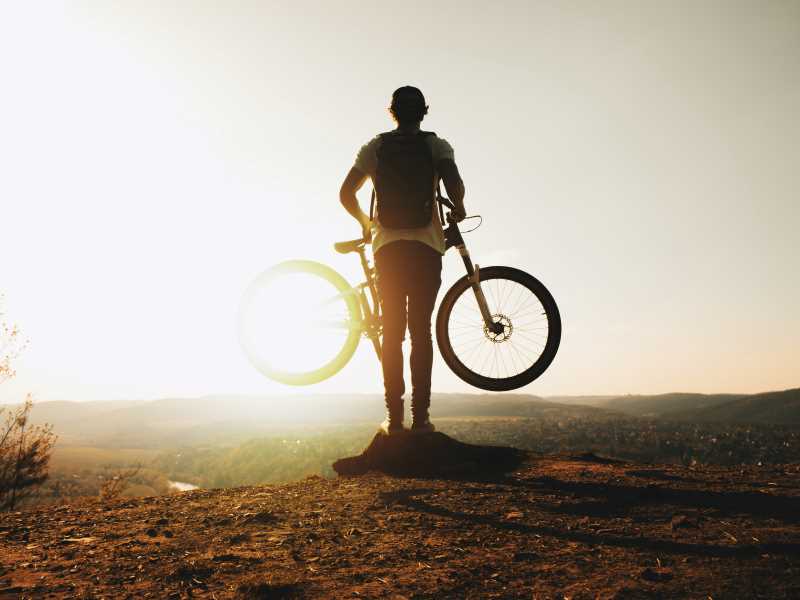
top-left (340, 86), bottom-right (466, 435)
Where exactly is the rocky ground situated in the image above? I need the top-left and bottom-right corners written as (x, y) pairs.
top-left (1, 433), bottom-right (799, 599)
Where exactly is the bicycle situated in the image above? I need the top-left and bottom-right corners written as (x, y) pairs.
top-left (238, 198), bottom-right (561, 391)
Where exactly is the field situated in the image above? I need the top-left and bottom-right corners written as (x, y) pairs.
top-left (22, 403), bottom-right (800, 507)
top-left (37, 446), bottom-right (172, 504)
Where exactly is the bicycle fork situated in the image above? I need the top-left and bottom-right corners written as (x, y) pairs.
top-left (456, 243), bottom-right (503, 335)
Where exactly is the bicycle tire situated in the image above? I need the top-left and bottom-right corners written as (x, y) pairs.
top-left (436, 266), bottom-right (561, 391)
top-left (238, 260), bottom-right (362, 385)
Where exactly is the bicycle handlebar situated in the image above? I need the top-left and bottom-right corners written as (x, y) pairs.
top-left (437, 196), bottom-right (456, 210)
top-left (336, 195), bottom-right (469, 251)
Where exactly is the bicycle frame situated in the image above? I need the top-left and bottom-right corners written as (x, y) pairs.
top-left (351, 245), bottom-right (383, 360)
top-left (349, 203), bottom-right (503, 362)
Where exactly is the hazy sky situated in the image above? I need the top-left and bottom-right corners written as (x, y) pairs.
top-left (1, 1), bottom-right (798, 403)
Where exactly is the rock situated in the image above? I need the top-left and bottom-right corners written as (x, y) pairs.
top-left (212, 553), bottom-right (242, 563)
top-left (242, 511), bottom-right (279, 525)
top-left (236, 580), bottom-right (304, 599)
top-left (0, 586), bottom-right (27, 594)
top-left (228, 532), bottom-right (251, 544)
top-left (641, 567), bottom-right (673, 582)
top-left (332, 431), bottom-right (526, 479)
top-left (670, 514), bottom-right (699, 531)
top-left (331, 455), bottom-right (366, 476)
top-left (513, 552), bottom-right (539, 562)
top-left (570, 452), bottom-right (625, 465)
top-left (167, 562), bottom-right (215, 582)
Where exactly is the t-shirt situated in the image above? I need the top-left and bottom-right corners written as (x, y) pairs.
top-left (353, 131), bottom-right (455, 256)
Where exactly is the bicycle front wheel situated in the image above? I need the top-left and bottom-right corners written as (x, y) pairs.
top-left (436, 266), bottom-right (561, 391)
top-left (238, 260), bottom-right (362, 385)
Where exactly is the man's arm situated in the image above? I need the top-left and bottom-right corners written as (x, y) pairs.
top-left (437, 158), bottom-right (466, 221)
top-left (339, 167), bottom-right (371, 239)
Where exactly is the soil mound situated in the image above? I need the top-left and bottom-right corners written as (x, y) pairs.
top-left (332, 431), bottom-right (527, 478)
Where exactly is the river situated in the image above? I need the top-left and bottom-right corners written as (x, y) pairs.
top-left (169, 480), bottom-right (199, 492)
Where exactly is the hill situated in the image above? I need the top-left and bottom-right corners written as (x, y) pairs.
top-left (2, 449), bottom-right (799, 598)
top-left (593, 392), bottom-right (745, 417)
top-left (22, 394), bottom-right (613, 447)
top-left (557, 389), bottom-right (800, 424)
top-left (670, 388), bottom-right (800, 425)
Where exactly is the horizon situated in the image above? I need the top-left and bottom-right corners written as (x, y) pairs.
top-left (4, 385), bottom-right (797, 407)
top-left (2, 1), bottom-right (798, 403)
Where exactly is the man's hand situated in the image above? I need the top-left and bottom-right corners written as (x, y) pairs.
top-left (447, 207), bottom-right (466, 223)
top-left (358, 213), bottom-right (372, 242)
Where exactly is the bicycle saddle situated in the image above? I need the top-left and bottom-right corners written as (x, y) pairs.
top-left (333, 239), bottom-right (365, 254)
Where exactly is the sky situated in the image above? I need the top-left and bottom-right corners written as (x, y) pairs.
top-left (1, 0), bottom-right (798, 403)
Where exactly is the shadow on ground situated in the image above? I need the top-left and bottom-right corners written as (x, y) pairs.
top-left (521, 475), bottom-right (800, 523)
top-left (377, 485), bottom-right (800, 559)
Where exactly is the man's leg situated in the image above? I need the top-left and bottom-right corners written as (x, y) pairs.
top-left (406, 242), bottom-right (442, 428)
top-left (374, 243), bottom-right (408, 432)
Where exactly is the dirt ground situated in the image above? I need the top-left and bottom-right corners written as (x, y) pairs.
top-left (2, 453), bottom-right (799, 599)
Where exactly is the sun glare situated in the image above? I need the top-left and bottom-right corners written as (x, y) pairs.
top-left (238, 262), bottom-right (362, 386)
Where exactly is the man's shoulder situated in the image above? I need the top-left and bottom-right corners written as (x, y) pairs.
top-left (361, 134), bottom-right (383, 148)
top-left (428, 135), bottom-right (454, 161)
top-left (364, 130), bottom-right (435, 147)
top-left (363, 130), bottom-right (454, 159)
top-left (375, 130), bottom-right (439, 138)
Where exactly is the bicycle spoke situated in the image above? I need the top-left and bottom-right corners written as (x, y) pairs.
top-left (316, 289), bottom-right (358, 310)
top-left (446, 272), bottom-right (556, 381)
top-left (497, 344), bottom-right (510, 377)
top-left (508, 340), bottom-right (536, 372)
top-left (310, 319), bottom-right (362, 331)
top-left (464, 340), bottom-right (488, 365)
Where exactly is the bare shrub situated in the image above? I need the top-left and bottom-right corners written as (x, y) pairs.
top-left (0, 395), bottom-right (57, 510)
top-left (99, 464), bottom-right (142, 502)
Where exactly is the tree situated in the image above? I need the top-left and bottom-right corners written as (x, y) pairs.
top-left (0, 294), bottom-right (26, 385)
top-left (0, 298), bottom-right (57, 511)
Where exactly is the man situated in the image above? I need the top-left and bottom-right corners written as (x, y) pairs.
top-left (339, 86), bottom-right (466, 435)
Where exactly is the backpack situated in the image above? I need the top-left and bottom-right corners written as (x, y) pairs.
top-left (370, 131), bottom-right (437, 229)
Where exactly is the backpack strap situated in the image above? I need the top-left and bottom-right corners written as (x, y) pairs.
top-left (437, 180), bottom-right (445, 224)
top-left (370, 133), bottom-right (391, 222)
top-left (424, 133), bottom-right (443, 222)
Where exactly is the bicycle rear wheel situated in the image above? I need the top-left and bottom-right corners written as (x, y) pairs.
top-left (238, 260), bottom-right (362, 385)
top-left (436, 266), bottom-right (560, 391)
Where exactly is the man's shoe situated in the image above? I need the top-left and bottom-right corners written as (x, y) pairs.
top-left (410, 419), bottom-right (435, 434)
top-left (379, 418), bottom-right (406, 435)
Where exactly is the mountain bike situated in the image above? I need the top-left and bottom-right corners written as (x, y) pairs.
top-left (238, 198), bottom-right (561, 391)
